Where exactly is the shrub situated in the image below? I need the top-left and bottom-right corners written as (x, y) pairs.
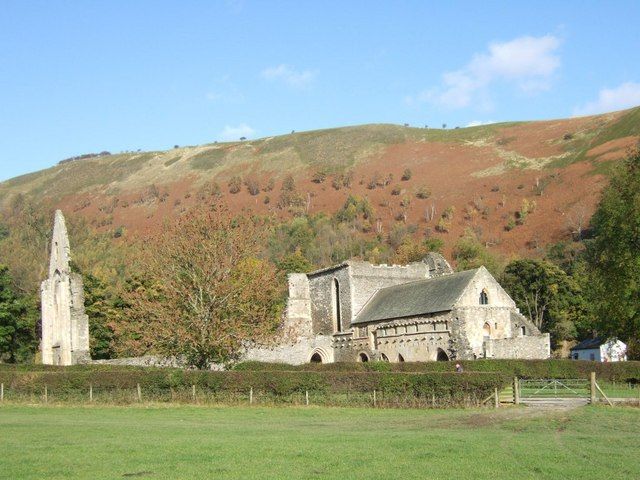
top-left (228, 176), bottom-right (242, 194)
top-left (416, 186), bottom-right (431, 199)
top-left (245, 179), bottom-right (260, 196)
top-left (436, 217), bottom-right (450, 233)
top-left (312, 171), bottom-right (327, 184)
top-left (401, 169), bottom-right (412, 181)
top-left (391, 185), bottom-right (401, 196)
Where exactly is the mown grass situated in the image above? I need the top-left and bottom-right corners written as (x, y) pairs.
top-left (0, 404), bottom-right (638, 479)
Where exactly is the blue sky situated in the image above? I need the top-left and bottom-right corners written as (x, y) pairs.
top-left (1, 1), bottom-right (639, 181)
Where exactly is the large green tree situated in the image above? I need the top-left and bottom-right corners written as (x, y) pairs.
top-left (588, 147), bottom-right (640, 355)
top-left (501, 259), bottom-right (583, 345)
top-left (0, 265), bottom-right (37, 362)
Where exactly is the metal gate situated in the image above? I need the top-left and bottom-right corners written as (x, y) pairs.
top-left (518, 379), bottom-right (590, 407)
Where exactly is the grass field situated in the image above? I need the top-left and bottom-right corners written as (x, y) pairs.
top-left (0, 405), bottom-right (638, 480)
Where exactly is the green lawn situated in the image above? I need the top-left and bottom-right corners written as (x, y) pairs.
top-left (0, 404), bottom-right (638, 480)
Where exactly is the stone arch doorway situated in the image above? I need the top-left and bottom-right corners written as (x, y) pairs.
top-left (310, 353), bottom-right (323, 363)
top-left (358, 352), bottom-right (369, 362)
top-left (380, 353), bottom-right (389, 362)
top-left (397, 353), bottom-right (405, 362)
top-left (436, 348), bottom-right (449, 361)
top-left (483, 322), bottom-right (491, 338)
top-left (308, 348), bottom-right (330, 364)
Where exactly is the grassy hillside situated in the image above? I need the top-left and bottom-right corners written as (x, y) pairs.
top-left (0, 107), bottom-right (638, 259)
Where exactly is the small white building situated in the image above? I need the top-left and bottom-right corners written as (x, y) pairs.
top-left (570, 338), bottom-right (627, 362)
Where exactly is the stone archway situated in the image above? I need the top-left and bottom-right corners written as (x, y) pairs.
top-left (436, 348), bottom-right (449, 361)
top-left (358, 352), bottom-right (369, 362)
top-left (310, 353), bottom-right (323, 363)
top-left (308, 348), bottom-right (330, 364)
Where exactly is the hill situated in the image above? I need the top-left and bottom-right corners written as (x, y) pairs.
top-left (1, 107), bottom-right (640, 259)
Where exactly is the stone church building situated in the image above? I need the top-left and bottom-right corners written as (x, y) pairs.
top-left (40, 210), bottom-right (549, 366)
top-left (247, 254), bottom-right (550, 364)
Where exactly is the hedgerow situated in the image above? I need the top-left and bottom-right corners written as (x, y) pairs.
top-left (0, 368), bottom-right (508, 402)
top-left (232, 359), bottom-right (640, 382)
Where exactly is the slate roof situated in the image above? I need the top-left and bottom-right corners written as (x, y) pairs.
top-left (571, 337), bottom-right (606, 351)
top-left (352, 269), bottom-right (479, 325)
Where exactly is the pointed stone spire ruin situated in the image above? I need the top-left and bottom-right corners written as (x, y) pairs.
top-left (41, 210), bottom-right (90, 365)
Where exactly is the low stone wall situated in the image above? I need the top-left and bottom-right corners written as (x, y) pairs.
top-left (486, 334), bottom-right (550, 360)
top-left (92, 356), bottom-right (184, 368)
top-left (243, 334), bottom-right (333, 365)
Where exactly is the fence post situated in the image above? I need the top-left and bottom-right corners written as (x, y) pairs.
top-left (305, 390), bottom-right (309, 406)
top-left (513, 377), bottom-right (520, 405)
top-left (192, 385), bottom-right (196, 402)
top-left (89, 383), bottom-right (93, 402)
top-left (373, 389), bottom-right (377, 408)
top-left (44, 385), bottom-right (48, 404)
top-left (431, 392), bottom-right (435, 408)
top-left (1, 383), bottom-right (3, 402)
top-left (137, 383), bottom-right (142, 402)
top-left (590, 372), bottom-right (596, 404)
top-left (494, 387), bottom-right (499, 409)
top-left (249, 387), bottom-right (253, 405)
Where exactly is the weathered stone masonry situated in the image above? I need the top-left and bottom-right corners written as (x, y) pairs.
top-left (41, 211), bottom-right (90, 365)
top-left (246, 253), bottom-right (550, 364)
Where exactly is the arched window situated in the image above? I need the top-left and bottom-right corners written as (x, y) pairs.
top-left (332, 278), bottom-right (342, 332)
top-left (310, 353), bottom-right (323, 363)
top-left (397, 354), bottom-right (405, 363)
top-left (436, 348), bottom-right (449, 361)
top-left (483, 322), bottom-right (491, 338)
top-left (479, 289), bottom-right (489, 305)
top-left (358, 352), bottom-right (369, 362)
top-left (380, 353), bottom-right (389, 362)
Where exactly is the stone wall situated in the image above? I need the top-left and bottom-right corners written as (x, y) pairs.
top-left (349, 261), bottom-right (429, 318)
top-left (485, 334), bottom-right (551, 359)
top-left (308, 265), bottom-right (352, 335)
top-left (333, 314), bottom-right (454, 362)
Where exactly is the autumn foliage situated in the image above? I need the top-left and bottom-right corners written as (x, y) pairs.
top-left (119, 205), bottom-right (285, 368)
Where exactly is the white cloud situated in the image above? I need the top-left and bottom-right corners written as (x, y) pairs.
top-left (408, 35), bottom-right (561, 109)
top-left (219, 124), bottom-right (256, 141)
top-left (261, 64), bottom-right (316, 88)
top-left (573, 82), bottom-right (640, 116)
top-left (466, 120), bottom-right (496, 127)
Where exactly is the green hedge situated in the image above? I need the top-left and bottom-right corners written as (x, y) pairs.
top-left (0, 368), bottom-right (508, 401)
top-left (232, 359), bottom-right (640, 382)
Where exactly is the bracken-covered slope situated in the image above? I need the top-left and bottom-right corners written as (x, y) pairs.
top-left (1, 107), bottom-right (639, 257)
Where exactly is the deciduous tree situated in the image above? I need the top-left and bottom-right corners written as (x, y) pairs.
top-left (122, 205), bottom-right (285, 368)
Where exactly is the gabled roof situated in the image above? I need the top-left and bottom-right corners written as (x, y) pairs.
top-left (571, 337), bottom-right (606, 351)
top-left (352, 269), bottom-right (479, 325)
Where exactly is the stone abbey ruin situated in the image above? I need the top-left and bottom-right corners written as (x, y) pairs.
top-left (41, 211), bottom-right (90, 365)
top-left (41, 211), bottom-right (550, 366)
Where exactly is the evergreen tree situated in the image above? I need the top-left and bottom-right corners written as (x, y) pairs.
top-left (587, 147), bottom-right (640, 356)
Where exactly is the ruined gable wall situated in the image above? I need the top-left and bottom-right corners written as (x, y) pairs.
top-left (308, 265), bottom-right (352, 335)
